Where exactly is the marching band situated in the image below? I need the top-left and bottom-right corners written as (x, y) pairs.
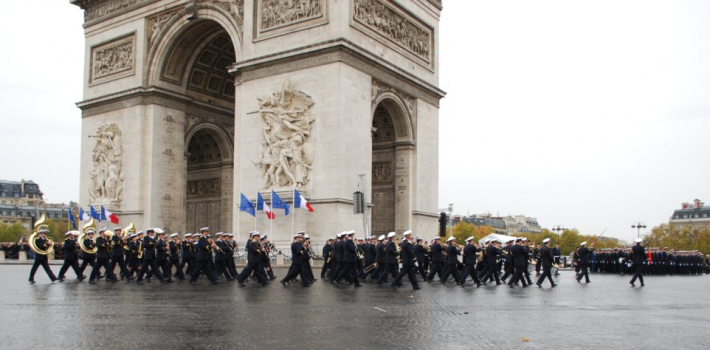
top-left (24, 215), bottom-right (709, 289)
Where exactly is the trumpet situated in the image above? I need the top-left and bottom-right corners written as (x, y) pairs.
top-left (28, 213), bottom-right (54, 256)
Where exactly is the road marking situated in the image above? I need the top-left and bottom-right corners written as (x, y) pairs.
top-left (374, 307), bottom-right (387, 313)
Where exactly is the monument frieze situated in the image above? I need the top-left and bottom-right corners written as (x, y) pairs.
top-left (90, 33), bottom-right (136, 85)
top-left (254, 0), bottom-right (328, 41)
top-left (352, 0), bottom-right (434, 69)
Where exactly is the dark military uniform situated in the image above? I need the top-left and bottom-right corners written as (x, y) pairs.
top-left (630, 243), bottom-right (646, 286)
top-left (459, 242), bottom-right (482, 287)
top-left (507, 242), bottom-right (529, 288)
top-left (57, 236), bottom-right (82, 280)
top-left (321, 242), bottom-right (334, 278)
top-left (28, 235), bottom-right (57, 283)
top-left (169, 239), bottom-right (185, 280)
top-left (536, 243), bottom-right (556, 287)
top-left (391, 239), bottom-right (419, 290)
top-left (426, 241), bottom-right (444, 282)
top-left (89, 235), bottom-right (118, 283)
top-left (576, 245), bottom-right (591, 283)
top-left (376, 239), bottom-right (400, 285)
top-left (136, 235), bottom-right (165, 283)
top-left (441, 243), bottom-right (460, 284)
top-left (237, 238), bottom-right (267, 286)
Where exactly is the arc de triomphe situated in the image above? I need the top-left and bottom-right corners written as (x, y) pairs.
top-left (72, 0), bottom-right (444, 245)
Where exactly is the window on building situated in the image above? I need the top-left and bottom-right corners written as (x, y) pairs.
top-left (10, 211), bottom-right (15, 216)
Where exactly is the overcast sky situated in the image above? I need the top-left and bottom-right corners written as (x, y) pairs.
top-left (1, 1), bottom-right (708, 242)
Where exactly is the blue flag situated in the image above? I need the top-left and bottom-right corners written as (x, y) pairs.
top-left (240, 193), bottom-right (256, 217)
top-left (68, 209), bottom-right (77, 230)
top-left (100, 206), bottom-right (108, 221)
top-left (271, 190), bottom-right (290, 216)
top-left (257, 193), bottom-right (265, 211)
top-left (90, 206), bottom-right (101, 221)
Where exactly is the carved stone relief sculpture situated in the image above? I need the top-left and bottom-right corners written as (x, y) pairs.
top-left (260, 0), bottom-right (322, 30)
top-left (353, 0), bottom-right (433, 65)
top-left (255, 0), bottom-right (327, 40)
top-left (187, 178), bottom-right (221, 196)
top-left (91, 34), bottom-right (135, 84)
top-left (254, 80), bottom-right (315, 189)
top-left (89, 123), bottom-right (125, 203)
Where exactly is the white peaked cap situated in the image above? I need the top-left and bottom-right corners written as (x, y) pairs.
top-left (387, 232), bottom-right (396, 238)
top-left (635, 238), bottom-right (642, 243)
top-left (378, 235), bottom-right (385, 241)
top-left (581, 241), bottom-right (587, 246)
top-left (402, 230), bottom-right (412, 236)
top-left (466, 236), bottom-right (474, 242)
top-left (542, 238), bottom-right (550, 243)
top-left (447, 236), bottom-right (455, 242)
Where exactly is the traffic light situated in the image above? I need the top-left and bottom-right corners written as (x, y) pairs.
top-left (439, 212), bottom-right (447, 237)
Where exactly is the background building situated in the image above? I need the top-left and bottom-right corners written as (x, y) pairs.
top-left (670, 199), bottom-right (710, 229)
top-left (0, 180), bottom-right (73, 230)
top-left (453, 212), bottom-right (542, 235)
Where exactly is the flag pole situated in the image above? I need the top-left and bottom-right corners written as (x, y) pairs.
top-left (292, 189), bottom-right (296, 236)
top-left (237, 200), bottom-right (241, 244)
top-left (270, 191), bottom-right (273, 244)
top-left (254, 192), bottom-right (258, 232)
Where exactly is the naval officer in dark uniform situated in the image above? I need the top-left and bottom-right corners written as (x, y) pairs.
top-left (630, 238), bottom-right (647, 287)
top-left (535, 238), bottom-right (557, 287)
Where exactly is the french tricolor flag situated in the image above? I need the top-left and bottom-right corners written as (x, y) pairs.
top-left (257, 193), bottom-right (275, 220)
top-left (294, 190), bottom-right (314, 212)
top-left (101, 205), bottom-right (120, 224)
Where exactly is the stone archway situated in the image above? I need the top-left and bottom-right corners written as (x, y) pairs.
top-left (184, 126), bottom-right (233, 233)
top-left (149, 16), bottom-right (237, 233)
top-left (370, 90), bottom-right (416, 237)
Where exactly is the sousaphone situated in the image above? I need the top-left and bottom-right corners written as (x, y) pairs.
top-left (78, 218), bottom-right (98, 254)
top-left (28, 213), bottom-right (54, 256)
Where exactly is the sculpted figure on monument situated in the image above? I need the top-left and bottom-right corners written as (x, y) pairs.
top-left (255, 80), bottom-right (315, 189)
top-left (261, 0), bottom-right (322, 30)
top-left (89, 123), bottom-right (124, 203)
top-left (353, 0), bottom-right (431, 60)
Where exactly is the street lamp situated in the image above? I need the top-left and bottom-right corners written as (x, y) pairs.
top-left (551, 225), bottom-right (565, 242)
top-left (631, 222), bottom-right (646, 239)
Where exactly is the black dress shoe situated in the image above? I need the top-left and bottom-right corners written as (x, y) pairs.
top-left (354, 284), bottom-right (362, 288)
top-left (280, 280), bottom-right (287, 287)
top-left (508, 284), bottom-right (514, 288)
top-left (89, 280), bottom-right (96, 284)
top-left (212, 281), bottom-right (220, 285)
top-left (551, 284), bottom-right (558, 287)
top-left (28, 280), bottom-right (36, 284)
top-left (136, 280), bottom-right (144, 285)
top-left (629, 282), bottom-right (635, 287)
top-left (458, 283), bottom-right (465, 288)
top-left (58, 277), bottom-right (65, 282)
top-left (536, 283), bottom-right (542, 288)
top-left (190, 281), bottom-right (199, 285)
top-left (238, 281), bottom-right (246, 286)
top-left (391, 285), bottom-right (398, 290)
top-left (413, 286), bottom-right (421, 290)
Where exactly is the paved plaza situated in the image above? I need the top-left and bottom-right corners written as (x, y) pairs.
top-left (2, 265), bottom-right (709, 349)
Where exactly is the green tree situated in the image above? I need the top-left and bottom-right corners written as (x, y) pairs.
top-left (0, 223), bottom-right (27, 242)
top-left (558, 229), bottom-right (584, 255)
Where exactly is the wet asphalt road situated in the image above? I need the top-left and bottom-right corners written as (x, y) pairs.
top-left (2, 265), bottom-right (709, 349)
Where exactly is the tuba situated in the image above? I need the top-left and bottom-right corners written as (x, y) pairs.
top-left (121, 222), bottom-right (135, 239)
top-left (78, 218), bottom-right (98, 254)
top-left (28, 213), bottom-right (54, 256)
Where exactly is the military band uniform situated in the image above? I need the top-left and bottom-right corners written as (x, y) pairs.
top-left (168, 239), bottom-right (185, 280)
top-left (28, 235), bottom-right (57, 283)
top-left (110, 234), bottom-right (130, 280)
top-left (237, 238), bottom-right (267, 286)
top-left (57, 235), bottom-right (83, 281)
top-left (426, 240), bottom-right (445, 282)
top-left (535, 241), bottom-right (556, 287)
top-left (391, 238), bottom-right (420, 290)
top-left (181, 238), bottom-right (194, 275)
top-left (576, 245), bottom-right (591, 283)
top-left (458, 241), bottom-right (482, 287)
top-left (156, 238), bottom-right (173, 282)
top-left (508, 241), bottom-right (529, 288)
top-left (89, 235), bottom-right (118, 283)
top-left (441, 243), bottom-right (461, 284)
top-left (482, 243), bottom-right (501, 285)
top-left (190, 234), bottom-right (219, 285)
top-left (78, 237), bottom-right (96, 276)
top-left (136, 235), bottom-right (165, 284)
top-left (335, 237), bottom-right (362, 287)
top-left (321, 242), bottom-right (333, 278)
top-left (376, 239), bottom-right (399, 285)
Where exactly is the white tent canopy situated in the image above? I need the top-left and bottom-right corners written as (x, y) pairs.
top-left (478, 233), bottom-right (518, 245)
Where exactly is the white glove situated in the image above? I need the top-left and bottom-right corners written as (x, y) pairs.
top-left (398, 263), bottom-right (403, 269)
top-left (414, 262), bottom-right (419, 267)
